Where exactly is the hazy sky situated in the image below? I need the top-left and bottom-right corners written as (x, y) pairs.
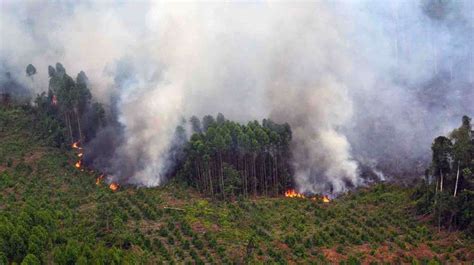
top-left (1, 0), bottom-right (473, 193)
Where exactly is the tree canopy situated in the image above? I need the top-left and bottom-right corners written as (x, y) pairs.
top-left (177, 114), bottom-right (293, 200)
top-left (415, 115), bottom-right (473, 234)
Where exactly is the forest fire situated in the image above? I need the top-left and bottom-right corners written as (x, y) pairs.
top-left (285, 189), bottom-right (306, 198)
top-left (71, 141), bottom-right (81, 149)
top-left (284, 188), bottom-right (331, 202)
top-left (70, 141), bottom-right (110, 188)
top-left (72, 141), bottom-right (84, 170)
top-left (109, 182), bottom-right (119, 192)
top-left (96, 175), bottom-right (104, 185)
top-left (322, 195), bottom-right (330, 203)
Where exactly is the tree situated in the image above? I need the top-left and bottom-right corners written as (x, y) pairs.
top-left (202, 115), bottom-right (215, 132)
top-left (190, 116), bottom-right (202, 133)
top-left (216, 113), bottom-right (226, 125)
top-left (0, 252), bottom-right (7, 265)
top-left (45, 63), bottom-right (99, 144)
top-left (71, 71), bottom-right (92, 141)
top-left (76, 256), bottom-right (88, 265)
top-left (431, 136), bottom-right (452, 192)
top-left (64, 240), bottom-right (80, 264)
top-left (26, 64), bottom-right (36, 77)
top-left (462, 115), bottom-right (471, 129)
top-left (9, 232), bottom-right (26, 262)
top-left (21, 254), bottom-right (40, 265)
top-left (223, 163), bottom-right (241, 199)
top-left (27, 235), bottom-right (41, 258)
top-left (451, 116), bottom-right (472, 167)
top-left (450, 116), bottom-right (473, 196)
top-left (213, 132), bottom-right (226, 199)
top-left (48, 63), bottom-right (76, 142)
top-left (26, 64), bottom-right (37, 92)
top-left (417, 115), bottom-right (474, 232)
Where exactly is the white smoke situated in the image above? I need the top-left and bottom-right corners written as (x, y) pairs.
top-left (1, 1), bottom-right (473, 193)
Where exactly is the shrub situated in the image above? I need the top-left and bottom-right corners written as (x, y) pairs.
top-left (192, 236), bottom-right (203, 250)
top-left (158, 227), bottom-right (168, 237)
top-left (167, 236), bottom-right (175, 245)
top-left (21, 254), bottom-right (40, 265)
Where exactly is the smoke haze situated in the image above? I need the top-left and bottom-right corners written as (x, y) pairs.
top-left (1, 0), bottom-right (473, 193)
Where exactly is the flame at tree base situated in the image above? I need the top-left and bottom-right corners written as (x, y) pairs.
top-left (285, 189), bottom-right (305, 198)
top-left (70, 141), bottom-right (120, 191)
top-left (284, 188), bottom-right (331, 203)
top-left (322, 195), bottom-right (330, 203)
top-left (109, 182), bottom-right (119, 192)
top-left (72, 141), bottom-right (81, 149)
top-left (72, 141), bottom-right (84, 170)
top-left (96, 175), bottom-right (104, 185)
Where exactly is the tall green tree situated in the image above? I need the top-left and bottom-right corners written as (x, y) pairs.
top-left (431, 136), bottom-right (452, 192)
top-left (190, 116), bottom-right (202, 133)
top-left (450, 116), bottom-right (473, 196)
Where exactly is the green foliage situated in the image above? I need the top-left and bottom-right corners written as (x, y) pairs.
top-left (416, 115), bottom-right (473, 233)
top-left (431, 136), bottom-right (452, 177)
top-left (179, 114), bottom-right (292, 199)
top-left (20, 254), bottom-right (40, 265)
top-left (0, 105), bottom-right (472, 264)
top-left (451, 116), bottom-right (473, 168)
top-left (30, 63), bottom-right (104, 145)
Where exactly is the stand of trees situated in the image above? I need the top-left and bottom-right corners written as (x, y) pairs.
top-left (177, 113), bottom-right (293, 200)
top-left (32, 63), bottom-right (105, 147)
top-left (414, 115), bottom-right (474, 234)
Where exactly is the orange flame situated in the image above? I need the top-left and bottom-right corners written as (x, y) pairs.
top-left (72, 141), bottom-right (80, 149)
top-left (75, 160), bottom-right (82, 169)
top-left (284, 189), bottom-right (305, 198)
top-left (109, 182), bottom-right (119, 192)
top-left (322, 195), bottom-right (330, 203)
top-left (284, 189), bottom-right (331, 202)
top-left (96, 175), bottom-right (104, 185)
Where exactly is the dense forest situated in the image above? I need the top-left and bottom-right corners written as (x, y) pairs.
top-left (177, 114), bottom-right (293, 199)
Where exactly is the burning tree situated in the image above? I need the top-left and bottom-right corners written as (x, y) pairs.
top-left (40, 63), bottom-right (105, 145)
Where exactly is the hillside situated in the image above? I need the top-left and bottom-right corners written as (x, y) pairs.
top-left (0, 106), bottom-right (473, 264)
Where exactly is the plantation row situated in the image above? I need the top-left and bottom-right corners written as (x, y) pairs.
top-left (1, 107), bottom-right (472, 264)
top-left (1, 170), bottom-right (471, 264)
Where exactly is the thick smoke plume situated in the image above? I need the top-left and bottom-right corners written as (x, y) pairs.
top-left (1, 1), bottom-right (473, 193)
